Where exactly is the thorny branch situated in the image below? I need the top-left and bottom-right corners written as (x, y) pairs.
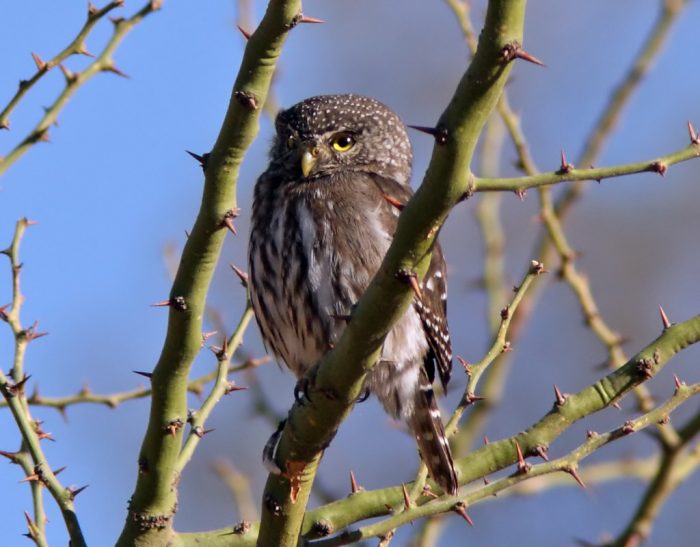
top-left (0, 1), bottom-right (162, 177)
top-left (0, 219), bottom-right (87, 547)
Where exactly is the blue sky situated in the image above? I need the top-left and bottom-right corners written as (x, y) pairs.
top-left (2, 1), bottom-right (700, 545)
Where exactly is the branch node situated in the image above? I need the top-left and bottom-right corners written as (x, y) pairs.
top-left (648, 160), bottom-right (667, 176)
top-left (221, 208), bottom-right (241, 235)
top-left (499, 41), bottom-right (545, 67)
top-left (557, 149), bottom-right (574, 174)
top-left (164, 418), bottom-right (184, 437)
top-left (233, 90), bottom-right (259, 110)
top-left (395, 268), bottom-right (422, 300)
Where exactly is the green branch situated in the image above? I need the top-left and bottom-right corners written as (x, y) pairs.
top-left (179, 312), bottom-right (700, 545)
top-left (315, 382), bottom-right (700, 545)
top-left (473, 143), bottom-right (700, 192)
top-left (0, 1), bottom-right (124, 131)
top-left (0, 219), bottom-right (87, 547)
top-left (255, 1), bottom-right (527, 545)
top-left (115, 2), bottom-right (302, 545)
top-left (0, 1), bottom-right (161, 177)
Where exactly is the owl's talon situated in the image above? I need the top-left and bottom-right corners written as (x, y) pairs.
top-left (262, 419), bottom-right (287, 475)
top-left (294, 378), bottom-right (312, 405)
top-left (356, 388), bottom-right (371, 403)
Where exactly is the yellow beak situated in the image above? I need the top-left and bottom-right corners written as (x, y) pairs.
top-left (301, 150), bottom-right (317, 178)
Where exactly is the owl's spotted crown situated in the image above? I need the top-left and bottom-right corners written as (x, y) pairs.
top-left (273, 94), bottom-right (413, 184)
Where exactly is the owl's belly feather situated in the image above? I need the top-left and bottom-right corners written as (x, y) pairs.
top-left (250, 187), bottom-right (427, 419)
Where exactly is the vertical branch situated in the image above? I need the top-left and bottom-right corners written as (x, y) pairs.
top-left (116, 1), bottom-right (303, 545)
top-left (0, 219), bottom-right (87, 547)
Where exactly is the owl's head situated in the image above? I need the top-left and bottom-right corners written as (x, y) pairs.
top-left (271, 94), bottom-right (412, 184)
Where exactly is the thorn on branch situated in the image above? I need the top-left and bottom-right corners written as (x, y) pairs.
top-left (193, 426), bottom-right (214, 438)
top-left (534, 445), bottom-right (549, 461)
top-left (224, 382), bottom-right (246, 395)
top-left (421, 484), bottom-right (438, 499)
top-left (150, 296), bottom-right (187, 311)
top-left (564, 466), bottom-right (586, 489)
top-left (453, 501), bottom-right (474, 526)
top-left (59, 64), bottom-right (78, 83)
top-left (401, 483), bottom-right (412, 510)
top-left (674, 374), bottom-right (685, 395)
top-left (103, 63), bottom-right (129, 78)
top-left (185, 150), bottom-right (210, 171)
top-left (553, 385), bottom-right (567, 406)
top-left (221, 208), bottom-right (240, 235)
top-left (133, 370), bottom-right (153, 379)
top-left (164, 418), bottom-right (184, 437)
top-left (0, 450), bottom-right (20, 463)
top-left (349, 470), bottom-right (362, 494)
top-left (648, 160), bottom-right (667, 176)
top-left (621, 420), bottom-right (636, 435)
top-left (688, 120), bottom-right (699, 145)
top-left (557, 149), bottom-right (574, 174)
top-left (499, 41), bottom-right (545, 67)
top-left (395, 268), bottom-right (422, 300)
top-left (233, 90), bottom-right (259, 110)
top-left (514, 441), bottom-right (531, 473)
top-left (457, 356), bottom-right (472, 376)
top-left (407, 125), bottom-right (448, 144)
top-left (31, 52), bottom-right (47, 72)
top-left (230, 264), bottom-right (249, 288)
top-left (288, 13), bottom-right (325, 28)
top-left (66, 484), bottom-right (89, 500)
top-left (23, 322), bottom-right (48, 342)
top-left (610, 400), bottom-right (622, 410)
top-left (4, 374), bottom-right (31, 396)
top-left (586, 430), bottom-right (598, 438)
top-left (464, 393), bottom-right (486, 406)
top-left (237, 24), bottom-right (252, 40)
top-left (659, 306), bottom-right (672, 330)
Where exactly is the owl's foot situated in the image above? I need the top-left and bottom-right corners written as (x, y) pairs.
top-left (294, 377), bottom-right (312, 405)
top-left (262, 418), bottom-right (287, 475)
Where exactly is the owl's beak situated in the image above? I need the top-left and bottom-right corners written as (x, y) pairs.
top-left (301, 149), bottom-right (318, 178)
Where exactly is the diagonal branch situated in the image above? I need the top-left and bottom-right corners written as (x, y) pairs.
top-left (255, 1), bottom-right (528, 545)
top-left (0, 1), bottom-right (161, 177)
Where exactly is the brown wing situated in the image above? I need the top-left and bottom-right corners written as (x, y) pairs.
top-left (369, 175), bottom-right (453, 392)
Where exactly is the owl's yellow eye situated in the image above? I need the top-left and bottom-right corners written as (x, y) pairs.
top-left (331, 133), bottom-right (355, 152)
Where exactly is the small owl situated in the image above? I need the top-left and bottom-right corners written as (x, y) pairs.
top-left (248, 94), bottom-right (458, 495)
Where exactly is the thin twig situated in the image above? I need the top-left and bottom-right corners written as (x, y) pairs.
top-left (0, 1), bottom-right (162, 176)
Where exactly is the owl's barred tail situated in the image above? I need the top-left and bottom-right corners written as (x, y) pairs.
top-left (410, 383), bottom-right (458, 496)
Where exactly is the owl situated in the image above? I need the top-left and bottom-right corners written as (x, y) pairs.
top-left (248, 94), bottom-right (458, 495)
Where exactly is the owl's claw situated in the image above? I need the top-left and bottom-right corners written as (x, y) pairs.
top-left (294, 377), bottom-right (312, 405)
top-left (262, 419), bottom-right (287, 475)
top-left (356, 388), bottom-right (371, 404)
